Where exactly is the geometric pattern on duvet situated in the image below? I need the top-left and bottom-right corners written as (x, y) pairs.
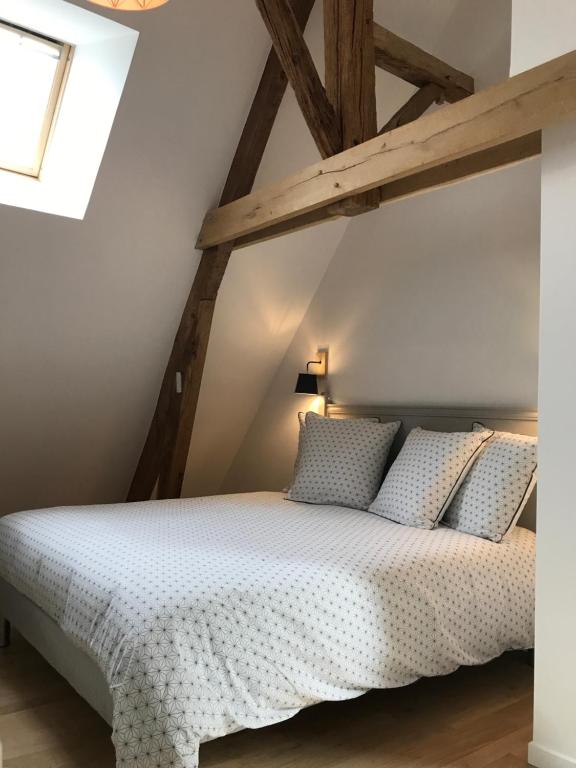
top-left (0, 492), bottom-right (536, 768)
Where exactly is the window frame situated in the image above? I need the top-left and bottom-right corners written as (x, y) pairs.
top-left (0, 19), bottom-right (73, 178)
top-left (0, 0), bottom-right (139, 220)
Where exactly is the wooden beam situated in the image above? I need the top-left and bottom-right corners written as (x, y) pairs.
top-left (256, 0), bottom-right (341, 159)
top-left (379, 83), bottom-right (443, 135)
top-left (324, 0), bottom-right (377, 148)
top-left (233, 133), bottom-right (541, 250)
top-left (234, 206), bottom-right (342, 249)
top-left (373, 22), bottom-right (474, 103)
top-left (197, 50), bottom-right (575, 250)
top-left (155, 245), bottom-right (231, 500)
top-left (324, 0), bottom-right (379, 214)
top-left (377, 132), bottom-right (541, 205)
top-left (127, 0), bottom-right (316, 502)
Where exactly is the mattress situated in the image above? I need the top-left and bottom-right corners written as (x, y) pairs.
top-left (0, 491), bottom-right (535, 768)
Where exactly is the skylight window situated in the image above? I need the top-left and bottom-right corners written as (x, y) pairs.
top-left (0, 21), bottom-right (71, 177)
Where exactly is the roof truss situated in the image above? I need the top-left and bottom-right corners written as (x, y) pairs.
top-left (129, 2), bottom-right (549, 501)
top-left (197, 47), bottom-right (576, 250)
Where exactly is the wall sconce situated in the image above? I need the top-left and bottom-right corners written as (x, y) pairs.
top-left (294, 349), bottom-right (328, 397)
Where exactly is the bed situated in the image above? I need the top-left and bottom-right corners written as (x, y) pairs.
top-left (0, 406), bottom-right (537, 768)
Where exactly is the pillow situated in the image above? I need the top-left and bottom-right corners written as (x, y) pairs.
top-left (288, 412), bottom-right (401, 510)
top-left (443, 423), bottom-right (537, 542)
top-left (368, 427), bottom-right (493, 529)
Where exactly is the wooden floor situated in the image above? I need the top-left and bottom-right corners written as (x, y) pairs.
top-left (0, 632), bottom-right (533, 768)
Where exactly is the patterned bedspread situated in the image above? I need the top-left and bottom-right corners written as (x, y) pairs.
top-left (0, 492), bottom-right (535, 768)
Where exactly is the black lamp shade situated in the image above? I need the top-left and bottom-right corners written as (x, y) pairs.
top-left (295, 373), bottom-right (319, 395)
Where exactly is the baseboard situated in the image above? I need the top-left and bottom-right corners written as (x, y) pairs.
top-left (529, 742), bottom-right (576, 768)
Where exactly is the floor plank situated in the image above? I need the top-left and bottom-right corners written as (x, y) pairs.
top-left (0, 633), bottom-right (533, 768)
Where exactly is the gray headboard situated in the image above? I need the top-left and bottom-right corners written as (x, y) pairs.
top-left (326, 404), bottom-right (538, 532)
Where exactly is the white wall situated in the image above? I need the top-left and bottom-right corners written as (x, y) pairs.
top-left (182, 1), bottom-right (349, 497)
top-left (511, 5), bottom-right (576, 768)
top-left (182, 219), bottom-right (346, 497)
top-left (226, 0), bottom-right (541, 495)
top-left (0, 0), bottom-right (523, 515)
top-left (225, 160), bottom-right (541, 493)
top-left (222, 0), bottom-right (524, 490)
top-left (0, 0), bottom-right (349, 515)
top-left (0, 0), bottom-right (278, 515)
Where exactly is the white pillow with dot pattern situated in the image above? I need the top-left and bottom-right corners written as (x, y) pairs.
top-left (288, 412), bottom-right (401, 510)
top-left (369, 427), bottom-right (493, 529)
top-left (443, 423), bottom-right (537, 542)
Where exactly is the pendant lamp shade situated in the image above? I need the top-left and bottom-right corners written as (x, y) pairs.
top-left (87, 0), bottom-right (169, 10)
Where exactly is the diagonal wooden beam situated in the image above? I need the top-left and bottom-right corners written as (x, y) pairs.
top-left (127, 0), bottom-right (316, 502)
top-left (373, 22), bottom-right (474, 103)
top-left (379, 83), bottom-right (443, 135)
top-left (196, 49), bottom-right (576, 250)
top-left (324, 0), bottom-right (379, 214)
top-left (256, 0), bottom-right (341, 159)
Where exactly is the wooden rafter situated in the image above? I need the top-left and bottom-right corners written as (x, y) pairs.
top-left (323, 0), bottom-right (379, 214)
top-left (131, 5), bottom-right (516, 503)
top-left (256, 0), bottom-right (341, 159)
top-left (127, 0), bottom-right (316, 502)
top-left (373, 22), bottom-right (474, 103)
top-left (196, 49), bottom-right (575, 250)
top-left (379, 83), bottom-right (443, 135)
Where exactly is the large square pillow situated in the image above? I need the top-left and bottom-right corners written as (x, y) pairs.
top-left (443, 423), bottom-right (537, 542)
top-left (288, 412), bottom-right (401, 510)
top-left (368, 427), bottom-right (493, 529)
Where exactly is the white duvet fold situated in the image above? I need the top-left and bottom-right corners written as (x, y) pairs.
top-left (0, 492), bottom-right (535, 768)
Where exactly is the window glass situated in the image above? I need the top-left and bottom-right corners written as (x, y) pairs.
top-left (0, 21), bottom-right (70, 177)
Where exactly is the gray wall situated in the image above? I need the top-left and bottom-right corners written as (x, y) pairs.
top-left (223, 0), bottom-right (543, 496)
top-left (224, 159), bottom-right (541, 494)
top-left (1, 0), bottom-right (528, 514)
top-left (0, 1), bottom-right (349, 515)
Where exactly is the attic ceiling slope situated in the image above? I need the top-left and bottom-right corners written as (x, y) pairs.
top-left (127, 0), bottom-right (315, 502)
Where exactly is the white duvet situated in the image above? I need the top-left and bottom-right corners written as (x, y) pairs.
top-left (0, 492), bottom-right (535, 768)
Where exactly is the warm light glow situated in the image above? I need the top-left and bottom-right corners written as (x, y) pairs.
top-left (87, 0), bottom-right (169, 9)
top-left (309, 396), bottom-right (326, 415)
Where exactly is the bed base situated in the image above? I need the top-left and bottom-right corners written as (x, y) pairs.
top-left (0, 578), bottom-right (113, 724)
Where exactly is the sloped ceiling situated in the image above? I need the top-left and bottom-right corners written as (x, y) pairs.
top-left (184, 0), bottom-right (514, 497)
top-left (0, 0), bottom-right (512, 514)
top-left (0, 0), bottom-right (274, 514)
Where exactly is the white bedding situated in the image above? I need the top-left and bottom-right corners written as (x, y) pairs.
top-left (0, 491), bottom-right (535, 768)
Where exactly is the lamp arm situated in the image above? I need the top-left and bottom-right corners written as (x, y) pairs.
top-left (305, 360), bottom-right (322, 372)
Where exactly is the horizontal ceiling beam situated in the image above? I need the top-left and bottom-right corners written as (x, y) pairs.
top-left (196, 50), bottom-right (573, 251)
top-left (373, 22), bottom-right (474, 103)
top-left (233, 133), bottom-right (541, 250)
top-left (234, 206), bottom-right (342, 249)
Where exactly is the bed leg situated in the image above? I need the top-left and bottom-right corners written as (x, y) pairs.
top-left (0, 618), bottom-right (11, 648)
